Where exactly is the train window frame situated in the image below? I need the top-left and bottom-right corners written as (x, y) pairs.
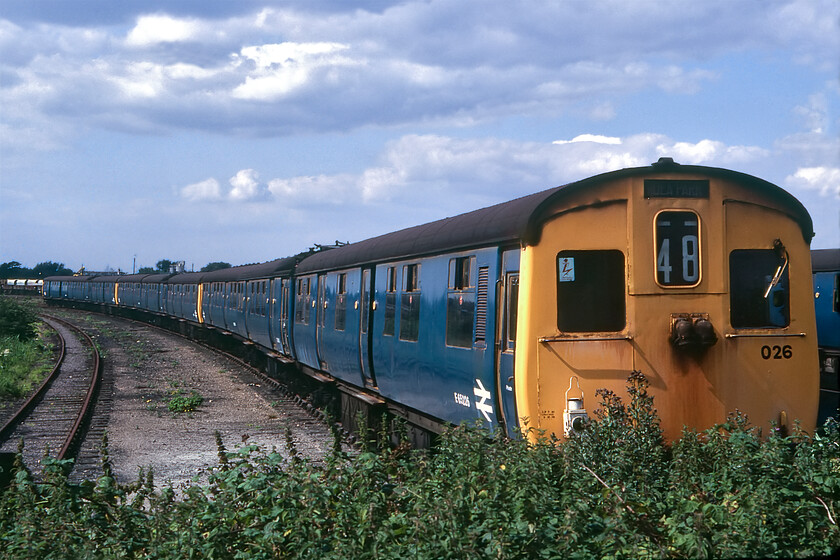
top-left (653, 209), bottom-right (702, 288)
top-left (400, 263), bottom-right (421, 342)
top-left (729, 249), bottom-right (790, 329)
top-left (449, 256), bottom-right (474, 290)
top-left (335, 273), bottom-right (347, 331)
top-left (295, 277), bottom-right (311, 324)
top-left (556, 250), bottom-right (626, 333)
top-left (384, 266), bottom-right (397, 337)
top-left (446, 256), bottom-right (476, 348)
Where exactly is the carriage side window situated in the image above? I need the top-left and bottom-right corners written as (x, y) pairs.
top-left (384, 267), bottom-right (396, 337)
top-left (557, 250), bottom-right (625, 332)
top-left (335, 273), bottom-right (347, 331)
top-left (295, 278), bottom-right (311, 324)
top-left (400, 264), bottom-right (421, 342)
top-left (729, 249), bottom-right (789, 328)
top-left (654, 210), bottom-right (701, 287)
top-left (446, 256), bottom-right (476, 348)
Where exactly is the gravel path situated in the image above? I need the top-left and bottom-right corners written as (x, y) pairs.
top-left (58, 311), bottom-right (341, 489)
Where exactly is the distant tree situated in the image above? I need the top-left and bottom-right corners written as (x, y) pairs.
top-left (155, 259), bottom-right (174, 273)
top-left (0, 261), bottom-right (27, 279)
top-left (200, 261), bottom-right (232, 272)
top-left (137, 266), bottom-right (155, 274)
top-left (31, 261), bottom-right (73, 278)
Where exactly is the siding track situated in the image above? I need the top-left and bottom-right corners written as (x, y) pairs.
top-left (0, 315), bottom-right (101, 479)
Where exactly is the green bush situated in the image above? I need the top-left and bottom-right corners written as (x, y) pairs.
top-left (0, 296), bottom-right (38, 341)
top-left (1, 373), bottom-right (839, 559)
top-left (166, 389), bottom-right (203, 413)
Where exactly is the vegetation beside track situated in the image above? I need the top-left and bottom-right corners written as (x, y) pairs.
top-left (1, 373), bottom-right (839, 559)
top-left (0, 296), bottom-right (53, 399)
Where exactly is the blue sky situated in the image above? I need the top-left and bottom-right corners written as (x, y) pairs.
top-left (1, 0), bottom-right (837, 273)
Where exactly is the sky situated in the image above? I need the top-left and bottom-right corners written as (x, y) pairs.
top-left (0, 0), bottom-right (838, 273)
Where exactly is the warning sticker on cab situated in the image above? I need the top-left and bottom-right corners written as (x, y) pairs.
top-left (558, 257), bottom-right (575, 282)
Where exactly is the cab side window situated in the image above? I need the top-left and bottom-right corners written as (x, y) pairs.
top-left (729, 249), bottom-right (789, 328)
top-left (556, 250), bottom-right (625, 332)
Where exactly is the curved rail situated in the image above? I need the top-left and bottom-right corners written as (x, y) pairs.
top-left (0, 314), bottom-right (101, 464)
top-left (0, 318), bottom-right (67, 443)
top-left (51, 315), bottom-right (102, 459)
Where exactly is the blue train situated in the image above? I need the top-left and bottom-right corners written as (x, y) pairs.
top-left (44, 160), bottom-right (823, 443)
top-left (814, 248), bottom-right (840, 424)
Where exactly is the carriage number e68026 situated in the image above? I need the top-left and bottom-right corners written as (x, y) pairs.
top-left (761, 345), bottom-right (793, 360)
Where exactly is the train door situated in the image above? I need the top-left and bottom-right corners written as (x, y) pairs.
top-left (496, 249), bottom-right (520, 437)
top-left (316, 274), bottom-right (328, 370)
top-left (280, 278), bottom-right (291, 355)
top-left (359, 267), bottom-right (377, 388)
top-left (268, 279), bottom-right (279, 351)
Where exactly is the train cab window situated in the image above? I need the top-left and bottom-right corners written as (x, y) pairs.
top-left (654, 210), bottom-right (701, 287)
top-left (446, 256), bottom-right (476, 348)
top-left (729, 249), bottom-right (790, 328)
top-left (557, 250), bottom-right (625, 332)
top-left (400, 264), bottom-right (421, 342)
top-left (384, 267), bottom-right (396, 337)
top-left (335, 273), bottom-right (347, 331)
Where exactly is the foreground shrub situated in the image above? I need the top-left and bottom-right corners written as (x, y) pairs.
top-left (1, 374), bottom-right (839, 559)
top-left (0, 296), bottom-right (38, 341)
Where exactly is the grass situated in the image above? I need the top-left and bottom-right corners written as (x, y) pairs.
top-left (0, 329), bottom-right (54, 399)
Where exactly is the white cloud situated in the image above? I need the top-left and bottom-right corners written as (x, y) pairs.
top-left (252, 133), bottom-right (772, 211)
top-left (231, 42), bottom-right (355, 100)
top-left (228, 169), bottom-right (262, 200)
top-left (655, 139), bottom-right (769, 165)
top-left (786, 167), bottom-right (840, 198)
top-left (554, 134), bottom-right (622, 145)
top-left (181, 178), bottom-right (221, 201)
top-left (125, 15), bottom-right (201, 47)
top-left (267, 173), bottom-right (355, 204)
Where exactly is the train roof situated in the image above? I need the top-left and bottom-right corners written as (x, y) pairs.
top-left (812, 248), bottom-right (840, 272)
top-left (297, 159), bottom-right (815, 273)
top-left (198, 257), bottom-right (299, 282)
top-left (164, 271), bottom-right (206, 284)
top-left (141, 273), bottom-right (174, 283)
top-left (43, 274), bottom-right (99, 282)
top-left (115, 273), bottom-right (152, 282)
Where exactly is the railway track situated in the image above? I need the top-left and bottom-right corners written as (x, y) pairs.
top-left (0, 314), bottom-right (101, 480)
top-left (41, 308), bottom-right (348, 487)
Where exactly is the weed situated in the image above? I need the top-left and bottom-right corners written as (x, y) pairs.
top-left (166, 389), bottom-right (203, 413)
